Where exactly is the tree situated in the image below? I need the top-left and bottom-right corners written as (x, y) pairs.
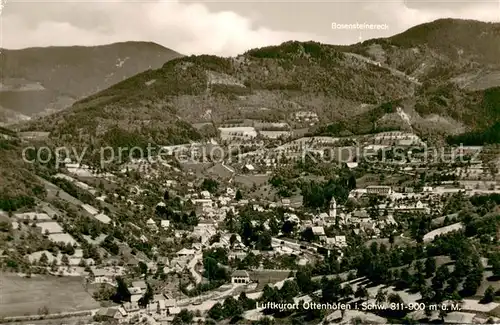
top-left (208, 302), bottom-right (224, 320)
top-left (446, 275), bottom-right (460, 293)
top-left (388, 293), bottom-right (403, 304)
top-left (424, 257), bottom-right (436, 278)
top-left (462, 261), bottom-right (483, 297)
top-left (61, 254), bottom-right (69, 266)
top-left (230, 234), bottom-right (237, 248)
top-left (201, 178), bottom-right (219, 194)
top-left (172, 309), bottom-right (194, 325)
top-left (387, 293), bottom-right (405, 318)
top-left (301, 227), bottom-right (315, 242)
top-left (138, 261), bottom-right (148, 275)
top-left (203, 257), bottom-right (227, 282)
top-left (432, 265), bottom-right (449, 290)
top-left (375, 288), bottom-right (387, 305)
top-left (342, 284), bottom-right (354, 298)
top-left (203, 251), bottom-right (220, 273)
top-left (139, 282), bottom-right (153, 307)
top-left (256, 232), bottom-right (272, 251)
top-left (238, 292), bottom-right (255, 311)
top-left (453, 256), bottom-right (470, 279)
top-left (413, 271), bottom-right (427, 292)
top-left (235, 189), bottom-right (243, 201)
top-left (225, 210), bottom-right (236, 233)
top-left (39, 253), bottom-right (49, 266)
top-left (186, 210), bottom-right (198, 226)
top-left (400, 268), bottom-right (413, 288)
top-left (489, 252), bottom-right (500, 277)
top-left (222, 296), bottom-right (243, 319)
top-left (101, 235), bottom-right (119, 255)
top-left (112, 277), bottom-right (131, 303)
top-left (481, 286), bottom-right (495, 304)
top-left (240, 216), bottom-right (254, 246)
top-left (462, 275), bottom-right (480, 297)
top-left (388, 234), bottom-right (395, 247)
top-left (347, 271), bottom-right (356, 281)
top-left (38, 306), bottom-right (49, 315)
top-left (354, 286), bottom-right (368, 300)
top-left (63, 242), bottom-right (75, 255)
top-left (0, 221), bottom-right (12, 232)
top-left (281, 220), bottom-right (295, 236)
top-left (280, 280), bottom-right (300, 304)
top-left (93, 283), bottom-right (115, 301)
top-left (295, 269), bottom-right (314, 294)
top-left (268, 217), bottom-right (280, 236)
top-left (261, 284), bottom-right (279, 304)
top-left (50, 259), bottom-right (58, 272)
top-left (420, 286), bottom-right (435, 303)
top-left (321, 276), bottom-right (342, 303)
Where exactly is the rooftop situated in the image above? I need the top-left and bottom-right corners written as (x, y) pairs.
top-left (231, 269), bottom-right (250, 277)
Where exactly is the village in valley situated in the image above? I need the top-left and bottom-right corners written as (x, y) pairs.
top-left (1, 111), bottom-right (499, 325)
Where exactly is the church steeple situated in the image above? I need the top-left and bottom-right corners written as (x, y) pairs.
top-left (329, 196), bottom-right (337, 219)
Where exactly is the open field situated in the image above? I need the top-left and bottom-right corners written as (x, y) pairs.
top-left (39, 177), bottom-right (83, 206)
top-left (365, 236), bottom-right (415, 248)
top-left (250, 270), bottom-right (291, 290)
top-left (250, 184), bottom-right (278, 201)
top-left (0, 273), bottom-right (99, 317)
top-left (3, 315), bottom-right (94, 325)
top-left (356, 173), bottom-right (410, 188)
top-left (234, 174), bottom-right (270, 188)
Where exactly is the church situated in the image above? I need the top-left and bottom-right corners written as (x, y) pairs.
top-left (327, 196), bottom-right (337, 223)
top-left (313, 196), bottom-right (338, 226)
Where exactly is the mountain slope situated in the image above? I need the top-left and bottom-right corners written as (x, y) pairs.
top-left (342, 19), bottom-right (500, 85)
top-left (0, 41), bottom-right (183, 122)
top-left (24, 41), bottom-right (419, 147)
top-left (325, 19), bottom-right (500, 138)
top-left (388, 18), bottom-right (500, 66)
top-left (22, 19), bottom-right (500, 148)
top-left (0, 127), bottom-right (46, 211)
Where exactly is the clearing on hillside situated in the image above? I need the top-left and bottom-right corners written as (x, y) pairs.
top-left (0, 273), bottom-right (99, 317)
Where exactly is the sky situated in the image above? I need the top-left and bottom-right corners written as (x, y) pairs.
top-left (1, 0), bottom-right (499, 56)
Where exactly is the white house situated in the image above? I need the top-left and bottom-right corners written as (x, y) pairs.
top-left (160, 220), bottom-right (170, 229)
top-left (219, 127), bottom-right (258, 141)
top-left (93, 270), bottom-right (114, 284)
top-left (312, 226), bottom-right (325, 236)
top-left (177, 248), bottom-right (196, 257)
top-left (243, 164), bottom-right (255, 173)
top-left (329, 197), bottom-right (336, 221)
top-left (96, 307), bottom-right (127, 323)
top-left (334, 235), bottom-right (347, 247)
top-left (94, 213), bottom-right (111, 224)
top-left (231, 269), bottom-right (251, 284)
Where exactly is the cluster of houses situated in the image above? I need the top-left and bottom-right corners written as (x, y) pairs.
top-left (291, 111), bottom-right (319, 125)
top-left (370, 131), bottom-right (423, 146)
top-left (6, 126), bottom-right (500, 324)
